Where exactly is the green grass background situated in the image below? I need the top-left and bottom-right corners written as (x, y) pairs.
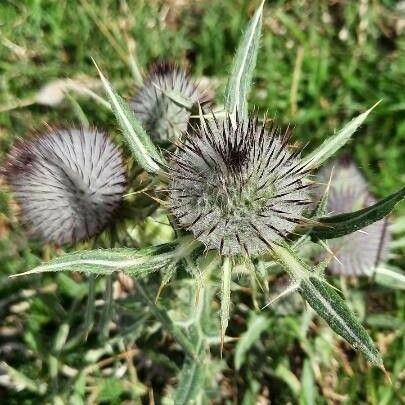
top-left (0, 0), bottom-right (404, 403)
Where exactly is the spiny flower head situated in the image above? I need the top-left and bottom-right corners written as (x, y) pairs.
top-left (4, 128), bottom-right (126, 245)
top-left (168, 115), bottom-right (312, 256)
top-left (319, 157), bottom-right (390, 276)
top-left (131, 62), bottom-right (206, 142)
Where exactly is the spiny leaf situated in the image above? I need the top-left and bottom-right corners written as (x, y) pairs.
top-left (271, 243), bottom-right (383, 367)
top-left (10, 243), bottom-right (177, 278)
top-left (300, 276), bottom-right (382, 366)
top-left (302, 101), bottom-right (381, 169)
top-left (311, 187), bottom-right (405, 240)
top-left (93, 59), bottom-right (163, 173)
top-left (224, 0), bottom-right (264, 118)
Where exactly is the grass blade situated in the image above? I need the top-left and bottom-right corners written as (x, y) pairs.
top-left (93, 59), bottom-right (163, 173)
top-left (302, 101), bottom-right (381, 169)
top-left (235, 313), bottom-right (270, 370)
top-left (224, 1), bottom-right (264, 118)
top-left (311, 187), bottom-right (405, 240)
top-left (375, 265), bottom-right (405, 290)
top-left (220, 257), bottom-right (232, 355)
top-left (83, 275), bottom-right (96, 340)
top-left (99, 275), bottom-right (114, 340)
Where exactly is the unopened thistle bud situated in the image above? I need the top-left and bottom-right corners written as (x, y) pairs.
top-left (4, 128), bottom-right (126, 245)
top-left (319, 157), bottom-right (390, 276)
top-left (131, 63), bottom-right (206, 142)
top-left (168, 115), bottom-right (312, 256)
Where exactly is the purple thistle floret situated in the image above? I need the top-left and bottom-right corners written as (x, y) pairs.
top-left (168, 115), bottom-right (312, 256)
top-left (318, 157), bottom-right (390, 276)
top-left (131, 62), bottom-right (207, 142)
top-left (4, 128), bottom-right (126, 245)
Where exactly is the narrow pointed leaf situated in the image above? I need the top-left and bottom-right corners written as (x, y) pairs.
top-left (300, 360), bottom-right (316, 405)
top-left (300, 276), bottom-right (382, 366)
top-left (99, 275), bottom-right (114, 340)
top-left (224, 1), bottom-right (264, 118)
top-left (83, 275), bottom-right (96, 340)
top-left (375, 265), bottom-right (405, 290)
top-left (135, 282), bottom-right (197, 359)
top-left (311, 187), bottom-right (405, 240)
top-left (302, 101), bottom-right (381, 169)
top-left (172, 352), bottom-right (204, 405)
top-left (272, 244), bottom-right (382, 366)
top-left (11, 243), bottom-right (177, 278)
top-left (220, 257), bottom-right (232, 351)
top-left (93, 60), bottom-right (163, 173)
top-left (235, 313), bottom-right (270, 370)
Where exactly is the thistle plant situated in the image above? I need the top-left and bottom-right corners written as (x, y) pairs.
top-left (5, 1), bottom-right (405, 402)
top-left (169, 115), bottom-right (311, 255)
top-left (130, 62), bottom-right (207, 142)
top-left (3, 128), bottom-right (126, 244)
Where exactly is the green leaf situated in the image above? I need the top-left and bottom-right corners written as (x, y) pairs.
top-left (99, 275), bottom-right (114, 340)
top-left (274, 363), bottom-right (301, 395)
top-left (11, 243), bottom-right (177, 278)
top-left (375, 265), bottom-right (405, 290)
top-left (224, 1), bottom-right (264, 118)
top-left (300, 276), bottom-right (382, 366)
top-left (300, 360), bottom-right (316, 405)
top-left (0, 362), bottom-right (47, 394)
top-left (220, 257), bottom-right (232, 353)
top-left (311, 187), bottom-right (405, 240)
top-left (172, 353), bottom-right (204, 405)
top-left (97, 378), bottom-right (124, 403)
top-left (93, 59), bottom-right (163, 173)
top-left (302, 101), bottom-right (381, 169)
top-left (235, 313), bottom-right (270, 370)
top-left (135, 282), bottom-right (197, 359)
top-left (83, 275), bottom-right (96, 340)
top-left (271, 244), bottom-right (383, 367)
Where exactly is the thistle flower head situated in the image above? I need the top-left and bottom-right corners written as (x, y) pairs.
top-left (319, 157), bottom-right (390, 276)
top-left (168, 115), bottom-right (312, 256)
top-left (4, 128), bottom-right (126, 245)
top-left (131, 62), bottom-right (206, 142)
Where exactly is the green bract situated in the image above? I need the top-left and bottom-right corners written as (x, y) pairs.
top-left (8, 2), bottom-right (404, 400)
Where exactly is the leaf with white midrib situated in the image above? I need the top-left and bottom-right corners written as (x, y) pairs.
top-left (300, 276), bottom-right (382, 366)
top-left (10, 244), bottom-right (177, 278)
top-left (224, 1), bottom-right (264, 118)
top-left (311, 186), bottom-right (405, 240)
top-left (271, 243), bottom-right (383, 367)
top-left (302, 101), bottom-right (381, 169)
top-left (93, 59), bottom-right (163, 173)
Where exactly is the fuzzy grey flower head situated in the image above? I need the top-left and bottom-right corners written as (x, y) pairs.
top-left (131, 62), bottom-right (207, 142)
top-left (318, 157), bottom-right (390, 276)
top-left (4, 128), bottom-right (126, 245)
top-left (168, 115), bottom-right (312, 256)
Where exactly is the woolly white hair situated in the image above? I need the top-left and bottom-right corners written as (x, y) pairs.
top-left (168, 115), bottom-right (312, 256)
top-left (318, 158), bottom-right (390, 276)
top-left (131, 63), bottom-right (206, 142)
top-left (4, 128), bottom-right (126, 245)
